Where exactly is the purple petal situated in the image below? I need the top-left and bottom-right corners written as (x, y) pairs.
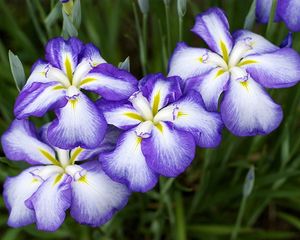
top-left (140, 73), bottom-right (182, 113)
top-left (14, 81), bottom-right (67, 119)
top-left (79, 63), bottom-right (138, 101)
top-left (100, 129), bottom-right (158, 192)
top-left (1, 120), bottom-right (58, 165)
top-left (191, 7), bottom-right (233, 58)
top-left (25, 173), bottom-right (72, 232)
top-left (277, 0), bottom-right (300, 32)
top-left (45, 37), bottom-right (84, 75)
top-left (142, 122), bottom-right (195, 177)
top-left (256, 0), bottom-right (280, 24)
top-left (280, 32), bottom-right (293, 48)
top-left (221, 76), bottom-right (283, 136)
top-left (70, 161), bottom-right (130, 226)
top-left (79, 43), bottom-right (106, 66)
top-left (48, 91), bottom-right (107, 149)
top-left (242, 48), bottom-right (300, 88)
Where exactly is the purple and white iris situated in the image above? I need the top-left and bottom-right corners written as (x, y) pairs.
top-left (14, 37), bottom-right (138, 149)
top-left (168, 7), bottom-right (300, 136)
top-left (1, 119), bottom-right (130, 231)
top-left (256, 0), bottom-right (300, 32)
top-left (97, 73), bottom-right (223, 192)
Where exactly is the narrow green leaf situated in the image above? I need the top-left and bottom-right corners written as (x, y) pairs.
top-left (118, 57), bottom-right (130, 71)
top-left (244, 0), bottom-right (257, 30)
top-left (72, 0), bottom-right (81, 29)
top-left (45, 2), bottom-right (62, 28)
top-left (8, 50), bottom-right (26, 92)
top-left (62, 11), bottom-right (78, 37)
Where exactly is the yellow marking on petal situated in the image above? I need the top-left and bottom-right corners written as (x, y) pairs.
top-left (135, 136), bottom-right (142, 149)
top-left (124, 112), bottom-right (144, 122)
top-left (215, 69), bottom-right (226, 78)
top-left (178, 111), bottom-right (188, 118)
top-left (69, 99), bottom-right (78, 109)
top-left (53, 173), bottom-right (63, 186)
top-left (70, 147), bottom-right (84, 164)
top-left (220, 41), bottom-right (229, 63)
top-left (238, 59), bottom-right (257, 67)
top-left (198, 56), bottom-right (203, 63)
top-left (152, 91), bottom-right (161, 115)
top-left (78, 175), bottom-right (88, 184)
top-left (240, 81), bottom-right (249, 91)
top-left (79, 78), bottom-right (96, 87)
top-left (155, 122), bottom-right (163, 133)
top-left (39, 148), bottom-right (60, 166)
top-left (40, 71), bottom-right (46, 77)
top-left (32, 178), bottom-right (39, 184)
top-left (52, 85), bottom-right (65, 90)
top-left (65, 57), bottom-right (73, 83)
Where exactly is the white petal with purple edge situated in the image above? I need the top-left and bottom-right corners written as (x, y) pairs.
top-left (221, 75), bottom-right (283, 136)
top-left (184, 68), bottom-right (230, 111)
top-left (100, 129), bottom-right (158, 192)
top-left (25, 173), bottom-right (72, 232)
top-left (69, 161), bottom-right (130, 226)
top-left (142, 122), bottom-right (195, 177)
top-left (165, 91), bottom-right (223, 148)
top-left (79, 63), bottom-right (138, 101)
top-left (168, 42), bottom-right (216, 80)
top-left (45, 37), bottom-right (84, 79)
top-left (191, 8), bottom-right (233, 58)
top-left (232, 30), bottom-right (279, 57)
top-left (1, 120), bottom-right (59, 165)
top-left (241, 48), bottom-right (300, 88)
top-left (24, 61), bottom-right (50, 88)
top-left (14, 81), bottom-right (67, 119)
top-left (98, 99), bottom-right (143, 130)
top-left (3, 166), bottom-right (45, 228)
top-left (48, 91), bottom-right (107, 149)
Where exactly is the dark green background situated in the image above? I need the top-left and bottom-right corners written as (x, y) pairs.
top-left (1, 0), bottom-right (300, 239)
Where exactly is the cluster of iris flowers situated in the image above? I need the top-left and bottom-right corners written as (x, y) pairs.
top-left (2, 7), bottom-right (300, 231)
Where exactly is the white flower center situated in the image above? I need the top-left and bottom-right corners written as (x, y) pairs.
top-left (200, 37), bottom-right (253, 81)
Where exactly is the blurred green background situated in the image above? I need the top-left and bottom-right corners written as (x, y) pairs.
top-left (1, 0), bottom-right (300, 239)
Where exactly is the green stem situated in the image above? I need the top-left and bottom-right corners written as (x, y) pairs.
top-left (175, 191), bottom-right (186, 240)
top-left (178, 16), bottom-right (183, 42)
top-left (165, 3), bottom-right (171, 55)
top-left (231, 196), bottom-right (247, 240)
top-left (266, 0), bottom-right (278, 38)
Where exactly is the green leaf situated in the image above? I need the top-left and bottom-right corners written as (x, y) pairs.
top-left (118, 57), bottom-right (130, 72)
top-left (44, 2), bottom-right (62, 28)
top-left (72, 0), bottom-right (81, 29)
top-left (8, 50), bottom-right (26, 92)
top-left (62, 11), bottom-right (78, 37)
top-left (243, 166), bottom-right (255, 197)
top-left (244, 0), bottom-right (257, 30)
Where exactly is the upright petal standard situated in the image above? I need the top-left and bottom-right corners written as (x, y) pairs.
top-left (168, 7), bottom-right (300, 136)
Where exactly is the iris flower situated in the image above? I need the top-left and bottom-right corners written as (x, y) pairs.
top-left (14, 37), bottom-right (138, 149)
top-left (1, 120), bottom-right (130, 231)
top-left (97, 73), bottom-right (223, 192)
top-left (256, 0), bottom-right (300, 32)
top-left (168, 7), bottom-right (300, 136)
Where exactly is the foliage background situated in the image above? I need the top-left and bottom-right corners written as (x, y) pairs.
top-left (1, 0), bottom-right (300, 239)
